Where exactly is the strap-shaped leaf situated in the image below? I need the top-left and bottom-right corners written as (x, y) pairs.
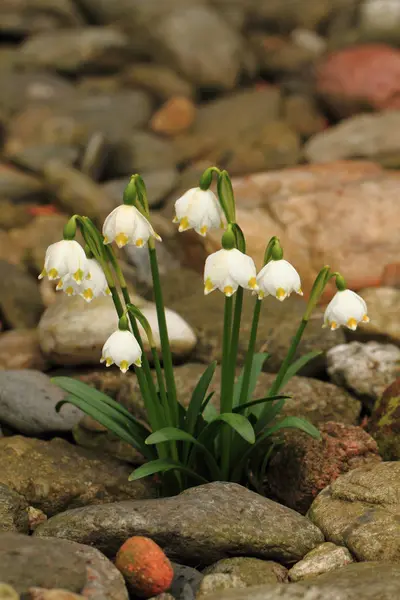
top-left (128, 458), bottom-right (209, 483)
top-left (233, 352), bottom-right (269, 408)
top-left (233, 395), bottom-right (289, 415)
top-left (186, 362), bottom-right (216, 435)
top-left (273, 350), bottom-right (322, 392)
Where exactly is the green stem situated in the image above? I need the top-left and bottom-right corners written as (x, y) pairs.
top-left (220, 295), bottom-right (234, 479)
top-left (151, 346), bottom-right (170, 424)
top-left (238, 298), bottom-right (262, 407)
top-left (228, 287), bottom-right (243, 401)
top-left (148, 244), bottom-right (179, 428)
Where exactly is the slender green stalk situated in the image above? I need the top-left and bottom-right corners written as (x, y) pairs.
top-left (148, 244), bottom-right (179, 428)
top-left (220, 295), bottom-right (234, 479)
top-left (151, 346), bottom-right (170, 423)
top-left (238, 298), bottom-right (262, 407)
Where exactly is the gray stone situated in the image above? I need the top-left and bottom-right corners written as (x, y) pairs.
top-left (0, 261), bottom-right (44, 329)
top-left (20, 27), bottom-right (132, 73)
top-left (8, 144), bottom-right (79, 174)
top-left (110, 132), bottom-right (176, 177)
top-left (199, 562), bottom-right (400, 599)
top-left (204, 557), bottom-right (288, 586)
top-left (0, 484), bottom-right (29, 534)
top-left (0, 164), bottom-right (45, 202)
top-left (0, 370), bottom-right (82, 435)
top-left (38, 294), bottom-right (197, 367)
top-left (327, 341), bottom-right (400, 408)
top-left (0, 0), bottom-right (83, 35)
top-left (101, 169), bottom-right (180, 209)
top-left (121, 63), bottom-right (194, 101)
top-left (0, 533), bottom-right (128, 600)
top-left (170, 563), bottom-right (203, 599)
top-left (35, 482), bottom-right (324, 565)
top-left (288, 542), bottom-right (353, 582)
top-left (308, 461), bottom-right (400, 562)
top-left (196, 574), bottom-right (246, 599)
top-left (0, 436), bottom-right (155, 516)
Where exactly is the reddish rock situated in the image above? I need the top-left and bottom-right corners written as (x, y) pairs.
top-left (150, 96), bottom-right (196, 136)
top-left (316, 44), bottom-right (400, 117)
top-left (115, 536), bottom-right (174, 598)
top-left (265, 422), bottom-right (381, 514)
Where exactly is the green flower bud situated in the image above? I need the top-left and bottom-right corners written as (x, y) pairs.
top-left (335, 273), bottom-right (346, 291)
top-left (123, 177), bottom-right (137, 206)
top-left (118, 314), bottom-right (130, 331)
top-left (221, 224), bottom-right (236, 250)
top-left (217, 170), bottom-right (236, 223)
top-left (63, 216), bottom-right (78, 240)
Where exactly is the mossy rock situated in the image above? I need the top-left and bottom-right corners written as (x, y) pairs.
top-left (368, 378), bottom-right (400, 459)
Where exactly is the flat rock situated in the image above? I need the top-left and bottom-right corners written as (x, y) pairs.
top-left (20, 27), bottom-right (132, 73)
top-left (121, 63), bottom-right (194, 101)
top-left (109, 132), bottom-right (176, 176)
top-left (204, 557), bottom-right (288, 586)
top-left (354, 287), bottom-right (400, 345)
top-left (0, 163), bottom-right (45, 202)
top-left (0, 484), bottom-right (29, 534)
top-left (0, 436), bottom-right (155, 516)
top-left (0, 370), bottom-right (82, 435)
top-left (308, 461), bottom-right (400, 562)
top-left (38, 293), bottom-right (197, 367)
top-left (288, 542), bottom-right (353, 582)
top-left (0, 533), bottom-right (128, 600)
top-left (368, 378), bottom-right (400, 460)
top-left (0, 330), bottom-right (48, 371)
top-left (327, 341), bottom-right (400, 408)
top-left (35, 482), bottom-right (324, 565)
top-left (0, 260), bottom-right (44, 329)
top-left (201, 562), bottom-right (400, 600)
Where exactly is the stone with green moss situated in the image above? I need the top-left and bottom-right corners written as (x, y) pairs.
top-left (368, 378), bottom-right (400, 459)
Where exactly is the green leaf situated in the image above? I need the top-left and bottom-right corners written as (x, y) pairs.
top-left (128, 459), bottom-right (209, 483)
top-left (186, 362), bottom-right (216, 435)
top-left (265, 416), bottom-right (321, 439)
top-left (233, 395), bottom-right (289, 415)
top-left (276, 351), bottom-right (322, 391)
top-left (218, 413), bottom-right (255, 444)
top-left (255, 397), bottom-right (286, 430)
top-left (233, 352), bottom-right (269, 407)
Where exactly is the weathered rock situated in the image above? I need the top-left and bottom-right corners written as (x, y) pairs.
top-left (316, 44), bottom-right (400, 117)
top-left (8, 144), bottom-right (79, 174)
top-left (109, 132), bottom-right (176, 176)
top-left (359, 0), bottom-right (400, 45)
top-left (204, 557), bottom-right (288, 586)
top-left (308, 461), bottom-right (400, 561)
top-left (121, 63), bottom-right (194, 101)
top-left (0, 164), bottom-right (45, 202)
top-left (0, 330), bottom-right (48, 371)
top-left (0, 370), bottom-right (82, 435)
top-left (28, 506), bottom-right (47, 532)
top-left (251, 33), bottom-right (320, 76)
top-left (288, 541), bottom-right (353, 583)
top-left (327, 341), bottom-right (400, 409)
top-left (354, 287), bottom-right (400, 345)
top-left (20, 27), bottom-right (132, 73)
top-left (201, 562), bottom-right (400, 600)
top-left (150, 96), bottom-right (196, 137)
top-left (0, 0), bottom-right (83, 35)
top-left (72, 423), bottom-right (143, 465)
top-left (284, 94), bottom-right (326, 138)
top-left (0, 533), bottom-right (128, 600)
top-left (0, 484), bottom-right (29, 534)
top-left (101, 169), bottom-right (180, 209)
top-left (368, 378), bottom-right (400, 460)
top-left (304, 112), bottom-right (400, 167)
top-left (175, 162), bottom-right (398, 297)
top-left (28, 589), bottom-right (85, 600)
top-left (0, 436), bottom-right (155, 516)
top-left (0, 199), bottom-right (34, 230)
top-left (169, 563), bottom-right (203, 599)
top-left (266, 422), bottom-right (381, 514)
top-left (161, 268), bottom-right (344, 375)
top-left (0, 261), bottom-right (44, 329)
top-left (38, 294), bottom-right (197, 366)
top-left (196, 574), bottom-right (246, 599)
top-left (35, 482), bottom-right (324, 565)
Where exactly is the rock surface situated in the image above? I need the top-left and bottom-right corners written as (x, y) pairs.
top-left (0, 484), bottom-right (29, 534)
top-left (308, 461), bottom-right (400, 562)
top-left (0, 533), bottom-right (128, 600)
top-left (355, 287), bottom-right (400, 345)
top-left (38, 294), bottom-right (197, 366)
top-left (204, 557), bottom-right (288, 586)
top-left (266, 422), bottom-right (381, 514)
top-left (35, 482), bottom-right (324, 565)
top-left (0, 436), bottom-right (155, 516)
top-left (368, 378), bottom-right (400, 460)
top-left (0, 370), bottom-right (82, 435)
top-left (288, 542), bottom-right (353, 582)
top-left (327, 341), bottom-right (400, 408)
top-left (0, 330), bottom-right (48, 371)
top-left (0, 260), bottom-right (44, 329)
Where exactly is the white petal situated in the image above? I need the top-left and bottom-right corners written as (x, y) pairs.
top-left (101, 330), bottom-right (142, 369)
top-left (257, 259), bottom-right (301, 298)
top-left (227, 249), bottom-right (257, 290)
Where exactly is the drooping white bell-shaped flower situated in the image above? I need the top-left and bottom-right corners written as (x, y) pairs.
top-left (173, 187), bottom-right (224, 236)
top-left (324, 289), bottom-right (370, 331)
top-left (56, 259), bottom-right (111, 302)
top-left (38, 240), bottom-right (89, 284)
top-left (204, 248), bottom-right (258, 297)
top-left (100, 329), bottom-right (142, 373)
top-left (257, 259), bottom-right (303, 301)
top-left (103, 205), bottom-right (161, 249)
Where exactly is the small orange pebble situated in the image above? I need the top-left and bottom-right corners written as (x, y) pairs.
top-left (115, 536), bottom-right (174, 598)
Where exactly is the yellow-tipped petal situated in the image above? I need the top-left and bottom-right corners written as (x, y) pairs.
top-left (347, 317), bottom-right (358, 330)
top-left (135, 358), bottom-right (142, 367)
top-left (120, 360), bottom-right (129, 373)
top-left (172, 216), bottom-right (179, 223)
top-left (105, 357), bottom-right (113, 367)
top-left (56, 280), bottom-right (63, 290)
top-left (179, 217), bottom-right (190, 232)
top-left (103, 235), bottom-right (109, 244)
top-left (135, 238), bottom-right (144, 247)
top-left (48, 268), bottom-right (58, 280)
top-left (154, 232), bottom-right (162, 242)
top-left (38, 268), bottom-right (47, 280)
top-left (258, 290), bottom-right (265, 300)
top-left (297, 288), bottom-right (303, 296)
top-left (362, 314), bottom-right (370, 323)
top-left (330, 321), bottom-right (338, 331)
top-left (72, 268), bottom-right (84, 283)
top-left (86, 273), bottom-right (92, 280)
top-left (276, 287), bottom-right (286, 301)
top-left (200, 225), bottom-right (208, 236)
top-left (65, 286), bottom-right (74, 296)
top-left (248, 277), bottom-right (257, 289)
top-left (224, 285), bottom-right (234, 296)
top-left (115, 232), bottom-right (129, 248)
top-left (83, 288), bottom-right (94, 301)
top-left (105, 287), bottom-right (111, 295)
top-left (204, 278), bottom-right (214, 294)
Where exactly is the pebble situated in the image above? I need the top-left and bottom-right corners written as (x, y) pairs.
top-left (288, 542), bottom-right (353, 582)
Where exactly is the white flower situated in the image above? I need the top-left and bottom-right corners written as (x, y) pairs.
top-left (56, 259), bottom-right (111, 302)
top-left (103, 205), bottom-right (161, 249)
top-left (204, 248), bottom-right (258, 296)
top-left (324, 289), bottom-right (370, 331)
top-left (38, 240), bottom-right (89, 284)
top-left (100, 329), bottom-right (142, 373)
top-left (256, 259), bottom-right (303, 301)
top-left (173, 187), bottom-right (224, 236)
